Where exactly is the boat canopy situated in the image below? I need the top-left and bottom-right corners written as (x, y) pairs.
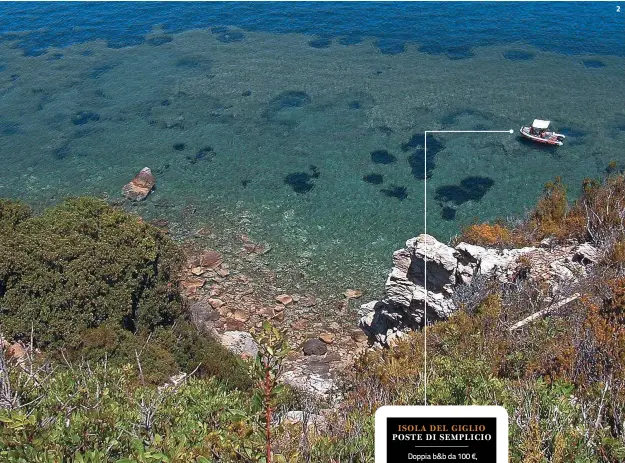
top-left (532, 119), bottom-right (550, 129)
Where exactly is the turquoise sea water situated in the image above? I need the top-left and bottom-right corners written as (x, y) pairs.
top-left (1, 2), bottom-right (624, 290)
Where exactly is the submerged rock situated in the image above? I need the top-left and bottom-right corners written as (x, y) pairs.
top-left (199, 250), bottom-right (223, 268)
top-left (344, 289), bottom-right (363, 299)
top-left (122, 167), bottom-right (155, 201)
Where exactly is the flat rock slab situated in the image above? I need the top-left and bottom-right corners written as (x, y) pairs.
top-left (220, 331), bottom-right (258, 358)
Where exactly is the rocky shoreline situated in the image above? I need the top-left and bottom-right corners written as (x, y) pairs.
top-left (176, 222), bottom-right (599, 399)
top-left (176, 234), bottom-right (370, 399)
top-left (127, 163), bottom-right (600, 399)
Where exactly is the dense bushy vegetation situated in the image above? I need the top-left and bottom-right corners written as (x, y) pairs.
top-left (0, 197), bottom-right (250, 387)
top-left (1, 360), bottom-right (253, 462)
top-left (0, 197), bottom-right (182, 348)
top-left (335, 288), bottom-right (625, 462)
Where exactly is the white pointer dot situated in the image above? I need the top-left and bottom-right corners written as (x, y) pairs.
top-left (509, 129), bottom-right (514, 133)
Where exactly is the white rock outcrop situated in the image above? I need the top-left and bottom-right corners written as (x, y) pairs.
top-left (359, 234), bottom-right (598, 346)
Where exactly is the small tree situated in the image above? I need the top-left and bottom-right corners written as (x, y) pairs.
top-left (249, 322), bottom-right (290, 463)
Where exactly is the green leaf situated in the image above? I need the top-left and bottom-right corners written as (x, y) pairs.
top-left (251, 392), bottom-right (263, 414)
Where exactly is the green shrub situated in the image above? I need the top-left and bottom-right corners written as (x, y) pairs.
top-left (0, 197), bottom-right (183, 349)
top-left (0, 197), bottom-right (251, 388)
top-left (0, 361), bottom-right (253, 462)
top-left (0, 199), bottom-right (31, 232)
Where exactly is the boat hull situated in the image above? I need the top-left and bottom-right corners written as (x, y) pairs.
top-left (520, 127), bottom-right (564, 146)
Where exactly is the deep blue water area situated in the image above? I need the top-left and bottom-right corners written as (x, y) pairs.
top-left (1, 2), bottom-right (623, 57)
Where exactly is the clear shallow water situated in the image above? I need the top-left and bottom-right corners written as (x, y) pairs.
top-left (0, 2), bottom-right (624, 290)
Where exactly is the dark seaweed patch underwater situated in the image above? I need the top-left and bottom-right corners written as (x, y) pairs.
top-left (435, 176), bottom-right (495, 206)
top-left (583, 60), bottom-right (605, 68)
top-left (504, 50), bottom-right (535, 61)
top-left (263, 90), bottom-right (312, 125)
top-left (381, 185), bottom-right (408, 200)
top-left (284, 165), bottom-right (320, 194)
top-left (441, 206), bottom-right (457, 221)
top-left (363, 173), bottom-right (383, 185)
top-left (371, 150), bottom-right (397, 165)
top-left (435, 177), bottom-right (495, 219)
top-left (308, 37), bottom-right (331, 49)
top-left (404, 135), bottom-right (444, 180)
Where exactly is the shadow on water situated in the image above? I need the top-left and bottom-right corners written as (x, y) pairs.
top-left (516, 135), bottom-right (562, 156)
top-left (558, 127), bottom-right (586, 146)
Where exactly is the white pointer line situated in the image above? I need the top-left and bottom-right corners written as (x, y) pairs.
top-left (426, 130), bottom-right (515, 133)
top-left (423, 128), bottom-right (514, 406)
